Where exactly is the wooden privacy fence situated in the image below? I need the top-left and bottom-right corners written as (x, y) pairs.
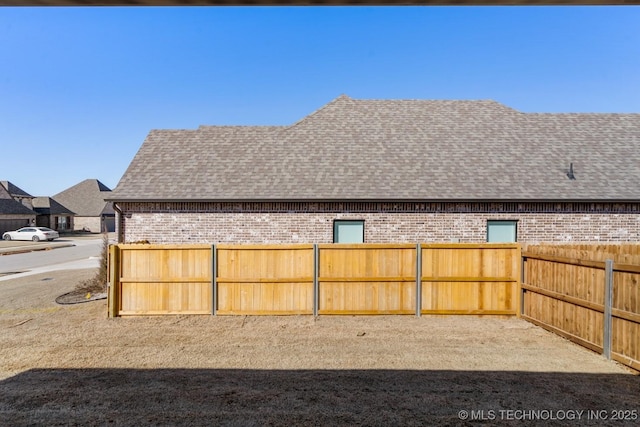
top-left (522, 244), bottom-right (640, 372)
top-left (108, 243), bottom-right (521, 318)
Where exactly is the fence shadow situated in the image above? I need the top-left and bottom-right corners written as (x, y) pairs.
top-left (1, 369), bottom-right (638, 426)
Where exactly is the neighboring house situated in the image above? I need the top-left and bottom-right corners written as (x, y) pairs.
top-left (32, 197), bottom-right (75, 231)
top-left (108, 95), bottom-right (640, 244)
top-left (0, 184), bottom-right (36, 235)
top-left (53, 179), bottom-right (115, 233)
top-left (1, 181), bottom-right (34, 210)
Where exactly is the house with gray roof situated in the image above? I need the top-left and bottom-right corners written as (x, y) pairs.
top-left (53, 179), bottom-right (115, 233)
top-left (0, 183), bottom-right (36, 235)
top-left (108, 95), bottom-right (640, 244)
top-left (1, 181), bottom-right (34, 210)
top-left (32, 197), bottom-right (75, 231)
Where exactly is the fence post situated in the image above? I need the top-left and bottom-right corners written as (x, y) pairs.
top-left (603, 259), bottom-right (614, 360)
top-left (416, 244), bottom-right (422, 317)
top-left (520, 254), bottom-right (526, 317)
top-left (107, 244), bottom-right (120, 318)
top-left (211, 244), bottom-right (217, 316)
top-left (313, 244), bottom-right (319, 317)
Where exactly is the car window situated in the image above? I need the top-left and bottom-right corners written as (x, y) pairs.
top-left (20, 228), bottom-right (35, 232)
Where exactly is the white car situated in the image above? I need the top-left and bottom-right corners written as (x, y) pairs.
top-left (2, 227), bottom-right (60, 242)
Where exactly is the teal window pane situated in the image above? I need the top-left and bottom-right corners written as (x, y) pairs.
top-left (487, 221), bottom-right (517, 243)
top-left (334, 220), bottom-right (364, 243)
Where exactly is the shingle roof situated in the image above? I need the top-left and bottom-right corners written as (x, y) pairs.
top-left (0, 184), bottom-right (35, 215)
top-left (0, 199), bottom-right (35, 215)
top-left (53, 179), bottom-right (113, 216)
top-left (0, 184), bottom-right (11, 200)
top-left (0, 181), bottom-right (33, 198)
top-left (110, 95), bottom-right (640, 202)
top-left (32, 197), bottom-right (75, 215)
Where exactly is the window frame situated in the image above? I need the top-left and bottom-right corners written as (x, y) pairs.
top-left (486, 220), bottom-right (518, 243)
top-left (333, 219), bottom-right (365, 243)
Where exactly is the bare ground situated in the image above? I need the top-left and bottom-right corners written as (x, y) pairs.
top-left (0, 269), bottom-right (638, 426)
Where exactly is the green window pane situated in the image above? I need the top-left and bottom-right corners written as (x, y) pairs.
top-left (334, 221), bottom-right (364, 243)
top-left (487, 221), bottom-right (517, 243)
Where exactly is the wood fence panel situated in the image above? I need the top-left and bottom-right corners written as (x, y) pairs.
top-left (523, 252), bottom-right (606, 351)
top-left (611, 270), bottom-right (640, 370)
top-left (318, 244), bottom-right (416, 314)
top-left (216, 244), bottom-right (314, 315)
top-left (117, 245), bottom-right (212, 315)
top-left (421, 244), bottom-right (520, 315)
top-left (523, 244), bottom-right (640, 372)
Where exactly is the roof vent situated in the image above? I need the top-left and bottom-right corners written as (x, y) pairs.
top-left (567, 163), bottom-right (576, 180)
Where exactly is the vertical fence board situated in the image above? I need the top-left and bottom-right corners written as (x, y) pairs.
top-left (421, 244), bottom-right (520, 315)
top-left (116, 245), bottom-right (212, 315)
top-left (215, 245), bottom-right (314, 315)
top-left (317, 244), bottom-right (416, 314)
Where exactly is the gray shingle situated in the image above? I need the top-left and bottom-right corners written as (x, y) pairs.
top-left (32, 197), bottom-right (75, 215)
top-left (110, 95), bottom-right (640, 202)
top-left (53, 179), bottom-right (112, 216)
top-left (0, 181), bottom-right (33, 198)
top-left (0, 199), bottom-right (35, 215)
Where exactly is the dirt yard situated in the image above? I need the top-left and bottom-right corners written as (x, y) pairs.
top-left (0, 268), bottom-right (638, 426)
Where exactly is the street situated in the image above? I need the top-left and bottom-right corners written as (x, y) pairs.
top-left (0, 237), bottom-right (103, 281)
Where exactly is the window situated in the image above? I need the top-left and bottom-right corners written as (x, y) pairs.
top-left (487, 220), bottom-right (517, 243)
top-left (56, 216), bottom-right (68, 230)
top-left (333, 220), bottom-right (364, 243)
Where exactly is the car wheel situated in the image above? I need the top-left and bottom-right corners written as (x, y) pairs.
top-left (32, 236), bottom-right (40, 242)
top-left (3, 235), bottom-right (10, 241)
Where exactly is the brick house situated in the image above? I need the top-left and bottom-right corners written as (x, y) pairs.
top-left (1, 181), bottom-right (34, 210)
top-left (0, 183), bottom-right (36, 235)
top-left (108, 95), bottom-right (640, 244)
top-left (53, 179), bottom-right (115, 233)
top-left (32, 197), bottom-right (75, 231)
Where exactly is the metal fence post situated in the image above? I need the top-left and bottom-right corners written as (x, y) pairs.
top-left (313, 244), bottom-right (319, 317)
top-left (520, 255), bottom-right (526, 317)
top-left (211, 244), bottom-right (217, 316)
top-left (603, 259), bottom-right (613, 359)
top-left (416, 244), bottom-right (422, 317)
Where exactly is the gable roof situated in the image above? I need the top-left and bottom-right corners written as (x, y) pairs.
top-left (0, 199), bottom-right (36, 215)
top-left (0, 183), bottom-right (35, 215)
top-left (32, 197), bottom-right (75, 216)
top-left (0, 181), bottom-right (33, 198)
top-left (53, 179), bottom-right (113, 216)
top-left (0, 184), bottom-right (11, 200)
top-left (110, 95), bottom-right (640, 202)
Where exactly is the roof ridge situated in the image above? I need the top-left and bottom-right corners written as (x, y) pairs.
top-left (285, 94), bottom-right (353, 130)
top-left (197, 125), bottom-right (285, 130)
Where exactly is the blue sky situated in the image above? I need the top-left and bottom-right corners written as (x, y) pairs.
top-left (1, 6), bottom-right (639, 197)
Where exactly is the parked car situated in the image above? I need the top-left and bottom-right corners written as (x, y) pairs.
top-left (2, 227), bottom-right (60, 242)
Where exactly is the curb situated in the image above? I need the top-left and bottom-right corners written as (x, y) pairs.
top-left (0, 242), bottom-right (75, 256)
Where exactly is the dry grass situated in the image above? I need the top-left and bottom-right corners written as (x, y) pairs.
top-left (58, 233), bottom-right (109, 303)
top-left (0, 269), bottom-right (638, 426)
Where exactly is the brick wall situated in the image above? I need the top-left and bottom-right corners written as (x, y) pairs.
top-left (117, 202), bottom-right (640, 244)
top-left (73, 216), bottom-right (102, 233)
